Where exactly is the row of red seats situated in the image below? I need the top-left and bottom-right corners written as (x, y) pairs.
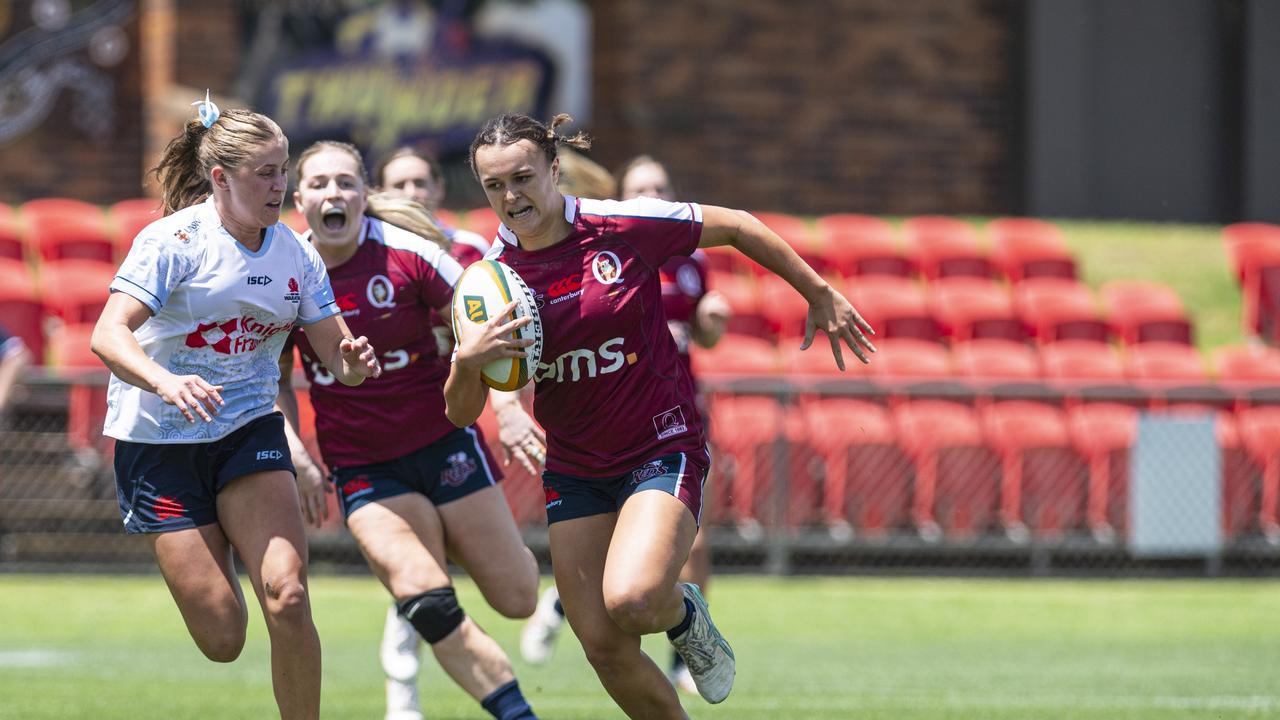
top-left (715, 273), bottom-right (1193, 346)
top-left (706, 214), bottom-right (1077, 283)
top-left (704, 395), bottom-right (1280, 543)
top-left (697, 336), bottom-right (1279, 395)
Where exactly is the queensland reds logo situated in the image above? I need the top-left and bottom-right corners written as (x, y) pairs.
top-left (440, 452), bottom-right (477, 487)
top-left (367, 274), bottom-right (396, 309)
top-left (591, 251), bottom-right (623, 285)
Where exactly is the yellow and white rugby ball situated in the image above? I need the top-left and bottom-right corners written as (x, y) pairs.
top-left (451, 259), bottom-right (544, 391)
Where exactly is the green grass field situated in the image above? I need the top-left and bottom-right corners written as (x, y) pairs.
top-left (1, 574), bottom-right (1277, 719)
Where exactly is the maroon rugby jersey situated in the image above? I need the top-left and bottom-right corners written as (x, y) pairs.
top-left (292, 217), bottom-right (462, 469)
top-left (659, 250), bottom-right (710, 377)
top-left (485, 196), bottom-right (708, 477)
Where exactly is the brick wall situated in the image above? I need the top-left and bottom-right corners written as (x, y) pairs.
top-left (3, 1), bottom-right (1019, 215)
top-left (0, 10), bottom-right (145, 204)
top-left (589, 0), bottom-right (1021, 215)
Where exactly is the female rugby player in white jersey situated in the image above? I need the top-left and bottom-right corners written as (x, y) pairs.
top-left (278, 140), bottom-right (541, 720)
top-left (447, 113), bottom-right (875, 718)
top-left (91, 95), bottom-right (381, 720)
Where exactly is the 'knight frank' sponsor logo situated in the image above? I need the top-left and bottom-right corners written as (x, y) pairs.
top-left (184, 315), bottom-right (294, 355)
top-left (534, 337), bottom-right (638, 383)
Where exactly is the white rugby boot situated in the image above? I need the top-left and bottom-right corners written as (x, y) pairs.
top-left (669, 582), bottom-right (736, 704)
top-left (384, 676), bottom-right (424, 720)
top-left (380, 604), bottom-right (422, 682)
top-left (520, 586), bottom-right (564, 665)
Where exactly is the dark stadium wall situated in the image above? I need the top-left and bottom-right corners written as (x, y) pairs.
top-left (1025, 0), bottom-right (1257, 223)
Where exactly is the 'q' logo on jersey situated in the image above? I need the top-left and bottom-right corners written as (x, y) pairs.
top-left (464, 296), bottom-right (487, 322)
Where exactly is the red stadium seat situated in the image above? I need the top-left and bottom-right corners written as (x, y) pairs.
top-left (0, 204), bottom-right (24, 262)
top-left (1041, 340), bottom-right (1124, 381)
top-left (845, 276), bottom-right (939, 341)
top-left (708, 395), bottom-right (788, 529)
top-left (802, 399), bottom-right (909, 536)
top-left (21, 198), bottom-right (113, 264)
top-left (713, 273), bottom-right (772, 340)
top-left (1067, 403), bottom-right (1139, 539)
top-left (1124, 342), bottom-right (1207, 380)
top-left (927, 276), bottom-right (1024, 342)
top-left (895, 400), bottom-right (1000, 539)
top-left (815, 214), bottom-right (913, 279)
top-left (1222, 222), bottom-right (1280, 280)
top-left (986, 217), bottom-right (1076, 282)
top-left (0, 262), bottom-right (44, 364)
top-left (902, 216), bottom-right (997, 280)
top-left (758, 274), bottom-right (812, 339)
top-left (47, 323), bottom-right (111, 459)
top-left (781, 343), bottom-right (869, 379)
top-left (38, 261), bottom-right (115, 325)
top-left (952, 339), bottom-right (1040, 384)
top-left (690, 333), bottom-right (781, 381)
top-left (1224, 231), bottom-right (1280, 339)
top-left (1213, 345), bottom-right (1280, 408)
top-left (108, 199), bottom-right (164, 260)
top-left (1014, 278), bottom-right (1110, 344)
top-left (1100, 280), bottom-right (1192, 345)
top-left (1236, 405), bottom-right (1280, 541)
top-left (983, 401), bottom-right (1086, 537)
top-left (869, 338), bottom-right (951, 382)
top-left (1124, 342), bottom-right (1221, 408)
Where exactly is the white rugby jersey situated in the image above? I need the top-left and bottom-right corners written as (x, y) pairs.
top-left (105, 197), bottom-right (339, 443)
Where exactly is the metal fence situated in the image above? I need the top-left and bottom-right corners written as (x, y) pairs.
top-left (3, 371), bottom-right (1280, 576)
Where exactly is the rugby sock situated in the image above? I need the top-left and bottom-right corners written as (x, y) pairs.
top-left (481, 680), bottom-right (537, 720)
top-left (552, 597), bottom-right (564, 618)
top-left (666, 597), bottom-right (696, 640)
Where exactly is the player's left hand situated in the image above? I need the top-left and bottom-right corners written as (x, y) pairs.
top-left (496, 402), bottom-right (547, 474)
top-left (801, 284), bottom-right (876, 371)
top-left (341, 335), bottom-right (382, 379)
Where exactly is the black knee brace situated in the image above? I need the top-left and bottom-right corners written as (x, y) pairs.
top-left (398, 587), bottom-right (465, 644)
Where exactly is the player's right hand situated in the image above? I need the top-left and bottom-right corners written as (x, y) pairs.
top-left (455, 300), bottom-right (534, 371)
top-left (155, 373), bottom-right (224, 423)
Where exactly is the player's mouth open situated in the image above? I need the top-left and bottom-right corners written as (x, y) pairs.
top-left (509, 206), bottom-right (534, 221)
top-left (322, 207), bottom-right (347, 231)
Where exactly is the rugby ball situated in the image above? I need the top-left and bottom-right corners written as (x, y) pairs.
top-left (451, 260), bottom-right (544, 391)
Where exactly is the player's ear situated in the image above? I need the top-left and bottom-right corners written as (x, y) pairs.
top-left (211, 166), bottom-right (230, 191)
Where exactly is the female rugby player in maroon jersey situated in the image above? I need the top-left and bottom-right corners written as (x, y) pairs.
top-left (446, 114), bottom-right (874, 718)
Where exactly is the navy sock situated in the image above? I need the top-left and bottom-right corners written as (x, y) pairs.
top-left (481, 679), bottom-right (537, 720)
top-left (552, 598), bottom-right (564, 618)
top-left (666, 597), bottom-right (695, 640)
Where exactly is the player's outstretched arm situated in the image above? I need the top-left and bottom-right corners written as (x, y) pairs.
top-left (698, 205), bottom-right (876, 370)
top-left (301, 314), bottom-right (382, 386)
top-left (91, 292), bottom-right (224, 423)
